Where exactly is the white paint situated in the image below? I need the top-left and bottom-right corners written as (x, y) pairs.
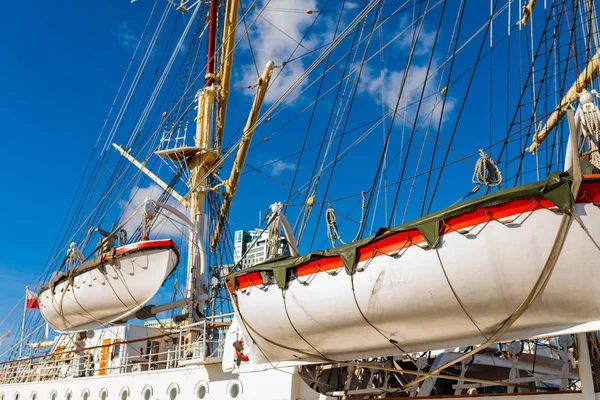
top-left (233, 203), bottom-right (600, 364)
top-left (0, 363), bottom-right (329, 400)
top-left (39, 246), bottom-right (179, 333)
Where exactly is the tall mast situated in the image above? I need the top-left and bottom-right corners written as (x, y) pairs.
top-left (214, 0), bottom-right (239, 151)
top-left (182, 0), bottom-right (221, 320)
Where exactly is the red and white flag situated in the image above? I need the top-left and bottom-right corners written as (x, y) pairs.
top-left (26, 289), bottom-right (39, 310)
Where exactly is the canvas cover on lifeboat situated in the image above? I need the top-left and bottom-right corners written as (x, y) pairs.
top-left (228, 173), bottom-right (600, 364)
top-left (38, 239), bottom-right (179, 333)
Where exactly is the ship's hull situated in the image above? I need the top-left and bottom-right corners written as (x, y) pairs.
top-left (230, 177), bottom-right (600, 364)
top-left (38, 240), bottom-right (179, 332)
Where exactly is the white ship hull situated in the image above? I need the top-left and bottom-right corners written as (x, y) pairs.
top-left (230, 180), bottom-right (600, 364)
top-left (0, 363), bottom-right (328, 400)
top-left (38, 240), bottom-right (179, 333)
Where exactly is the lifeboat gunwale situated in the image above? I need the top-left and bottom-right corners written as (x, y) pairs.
top-left (38, 239), bottom-right (180, 296)
top-left (228, 173), bottom-right (600, 292)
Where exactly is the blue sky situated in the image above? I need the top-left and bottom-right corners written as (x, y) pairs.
top-left (0, 0), bottom-right (580, 342)
top-left (0, 0), bottom-right (153, 330)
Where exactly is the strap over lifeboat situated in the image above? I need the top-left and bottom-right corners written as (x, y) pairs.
top-left (38, 199), bottom-right (190, 333)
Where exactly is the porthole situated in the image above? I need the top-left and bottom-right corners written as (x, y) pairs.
top-left (49, 391), bottom-right (57, 400)
top-left (80, 389), bottom-right (89, 400)
top-left (227, 380), bottom-right (243, 399)
top-left (195, 381), bottom-right (209, 399)
top-left (118, 387), bottom-right (129, 400)
top-left (30, 392), bottom-right (36, 400)
top-left (98, 389), bottom-right (107, 400)
top-left (14, 393), bottom-right (19, 400)
top-left (141, 385), bottom-right (153, 400)
top-left (65, 391), bottom-right (72, 400)
top-left (166, 383), bottom-right (179, 400)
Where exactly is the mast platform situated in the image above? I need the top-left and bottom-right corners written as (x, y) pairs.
top-left (155, 146), bottom-right (220, 164)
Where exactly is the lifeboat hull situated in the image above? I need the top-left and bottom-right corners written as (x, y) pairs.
top-left (39, 239), bottom-right (179, 333)
top-left (229, 178), bottom-right (600, 364)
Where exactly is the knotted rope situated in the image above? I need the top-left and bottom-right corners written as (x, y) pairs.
top-left (577, 90), bottom-right (600, 169)
top-left (473, 149), bottom-right (502, 186)
top-left (326, 206), bottom-right (346, 246)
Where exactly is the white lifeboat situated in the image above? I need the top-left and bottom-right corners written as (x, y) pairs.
top-left (228, 175), bottom-right (600, 364)
top-left (38, 239), bottom-right (179, 333)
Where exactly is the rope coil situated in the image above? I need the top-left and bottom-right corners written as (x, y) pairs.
top-left (472, 149), bottom-right (502, 187)
top-left (325, 205), bottom-right (346, 246)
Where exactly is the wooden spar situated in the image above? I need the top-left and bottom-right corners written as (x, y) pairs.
top-left (112, 144), bottom-right (189, 207)
top-left (520, 0), bottom-right (537, 26)
top-left (211, 61), bottom-right (275, 251)
top-left (214, 0), bottom-right (239, 152)
top-left (528, 48), bottom-right (600, 153)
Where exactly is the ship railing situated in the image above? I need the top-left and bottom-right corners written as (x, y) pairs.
top-left (175, 313), bottom-right (233, 364)
top-left (0, 314), bottom-right (234, 383)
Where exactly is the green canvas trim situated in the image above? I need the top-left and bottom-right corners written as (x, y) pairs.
top-left (232, 172), bottom-right (575, 290)
top-left (417, 219), bottom-right (440, 248)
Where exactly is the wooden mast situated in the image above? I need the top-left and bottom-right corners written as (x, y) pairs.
top-left (528, 49), bottom-right (600, 153)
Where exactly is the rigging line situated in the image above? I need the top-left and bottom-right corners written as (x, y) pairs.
top-left (281, 0), bottom-right (431, 65)
top-left (265, 0), bottom-right (333, 93)
top-left (425, 0), bottom-right (499, 215)
top-left (399, 0), bottom-right (448, 219)
top-left (491, 0), bottom-right (564, 175)
top-left (307, 0), bottom-right (382, 251)
top-left (44, 9), bottom-right (184, 284)
top-left (95, 0), bottom-right (159, 150)
top-left (234, 1), bottom-right (446, 161)
top-left (511, 0), bottom-right (573, 186)
top-left (102, 3), bottom-right (172, 155)
top-left (294, 0), bottom-right (360, 243)
top-left (362, 0), bottom-right (431, 235)
top-left (58, 0), bottom-right (252, 245)
top-left (233, 294), bottom-right (536, 392)
top-left (241, 0), bottom-right (384, 139)
top-left (413, 0), bottom-right (467, 217)
top-left (31, 0), bottom-right (165, 281)
top-left (44, 3), bottom-right (215, 279)
top-left (239, 1), bottom-right (260, 78)
top-left (280, 290), bottom-right (329, 360)
top-left (125, 3), bottom-right (200, 151)
top-left (404, 143), bottom-right (583, 391)
top-left (38, 153), bottom-right (162, 282)
top-left (37, 0), bottom-right (160, 281)
top-left (349, 272), bottom-right (424, 371)
top-left (400, 10), bottom-right (450, 224)
top-left (264, 0), bottom-right (440, 126)
top-left (283, 0), bottom-right (338, 216)
top-left (434, 248), bottom-right (489, 340)
top-left (291, 114), bottom-right (393, 208)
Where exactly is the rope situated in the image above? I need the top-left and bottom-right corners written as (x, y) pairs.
top-left (576, 90), bottom-right (600, 168)
top-left (354, 191), bottom-right (367, 242)
top-left (472, 149), bottom-right (503, 186)
top-left (267, 212), bottom-right (281, 260)
top-left (325, 206), bottom-right (346, 246)
top-left (402, 108), bottom-right (584, 391)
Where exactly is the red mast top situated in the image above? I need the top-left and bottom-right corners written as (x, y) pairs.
top-left (205, 0), bottom-right (218, 87)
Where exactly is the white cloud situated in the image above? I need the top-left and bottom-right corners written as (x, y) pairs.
top-left (359, 58), bottom-right (454, 128)
top-left (117, 22), bottom-right (138, 49)
top-left (399, 26), bottom-right (437, 56)
top-left (241, 0), bottom-right (320, 103)
top-left (118, 185), bottom-right (186, 240)
top-left (267, 159), bottom-right (296, 176)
